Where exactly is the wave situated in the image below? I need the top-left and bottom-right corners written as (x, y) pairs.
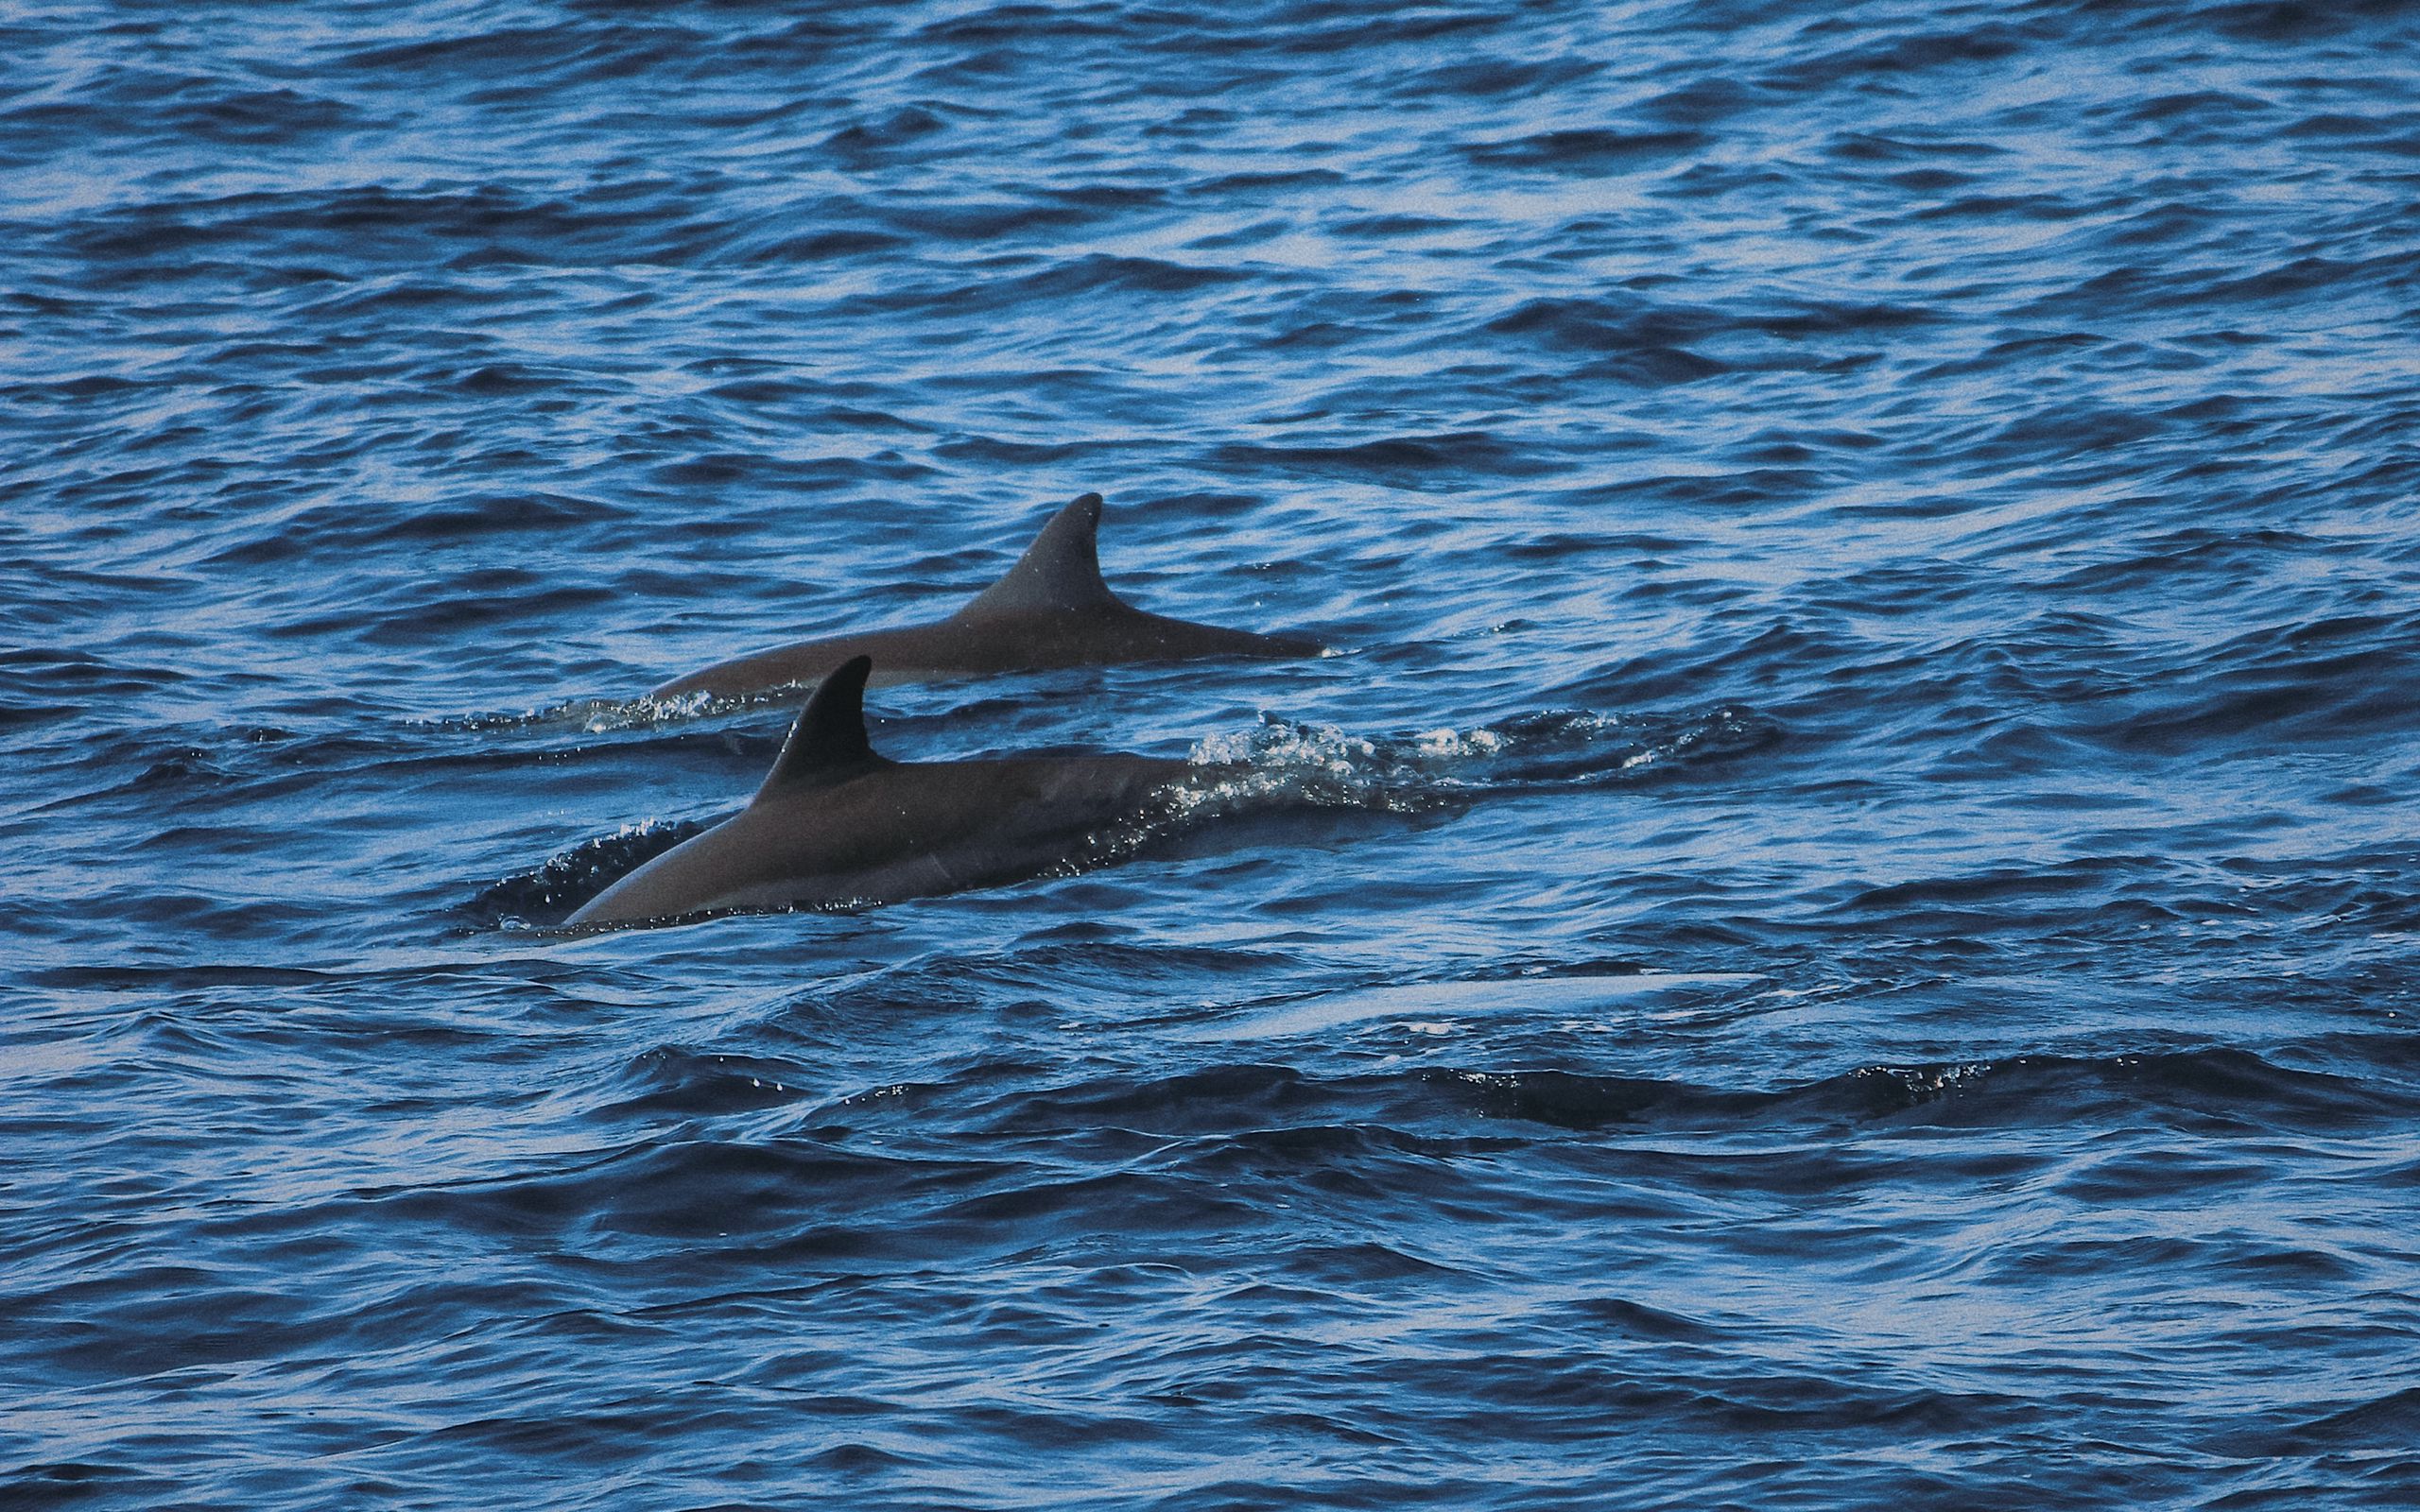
top-left (575, 1034), bottom-right (2420, 1148)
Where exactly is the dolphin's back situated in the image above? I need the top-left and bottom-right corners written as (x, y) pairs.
top-left (646, 493), bottom-right (1321, 701)
top-left (572, 656), bottom-right (1199, 925)
top-left (568, 756), bottom-right (1192, 923)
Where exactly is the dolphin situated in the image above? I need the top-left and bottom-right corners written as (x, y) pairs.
top-left (648, 492), bottom-right (1323, 700)
top-left (570, 655), bottom-right (1204, 926)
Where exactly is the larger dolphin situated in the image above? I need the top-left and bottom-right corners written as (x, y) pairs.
top-left (648, 492), bottom-right (1323, 700)
top-left (571, 655), bottom-right (1203, 926)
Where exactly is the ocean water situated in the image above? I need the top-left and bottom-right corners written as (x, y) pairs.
top-left (6, 0), bottom-right (2420, 1506)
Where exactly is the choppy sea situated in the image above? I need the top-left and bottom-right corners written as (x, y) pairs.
top-left (7, 1), bottom-right (2420, 1506)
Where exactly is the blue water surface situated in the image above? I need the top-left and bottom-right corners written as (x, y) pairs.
top-left (6, 1), bottom-right (2420, 1507)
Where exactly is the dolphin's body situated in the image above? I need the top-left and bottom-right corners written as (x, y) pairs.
top-left (648, 493), bottom-right (1322, 700)
top-left (570, 656), bottom-right (1200, 926)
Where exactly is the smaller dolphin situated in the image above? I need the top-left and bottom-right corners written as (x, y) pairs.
top-left (570, 655), bottom-right (1203, 926)
top-left (648, 492), bottom-right (1322, 701)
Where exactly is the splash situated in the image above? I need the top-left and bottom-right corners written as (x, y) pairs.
top-left (413, 688), bottom-right (753, 737)
top-left (1183, 704), bottom-right (1775, 810)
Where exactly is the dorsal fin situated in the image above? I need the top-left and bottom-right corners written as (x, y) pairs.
top-left (754, 655), bottom-right (886, 801)
top-left (955, 492), bottom-right (1123, 619)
